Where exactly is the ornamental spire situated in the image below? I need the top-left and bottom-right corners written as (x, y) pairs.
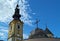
top-left (13, 0), bottom-right (21, 20)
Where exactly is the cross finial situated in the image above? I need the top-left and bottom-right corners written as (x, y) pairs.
top-left (17, 0), bottom-right (19, 4)
top-left (35, 19), bottom-right (40, 28)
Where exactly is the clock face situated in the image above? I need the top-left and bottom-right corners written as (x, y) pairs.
top-left (8, 38), bottom-right (12, 41)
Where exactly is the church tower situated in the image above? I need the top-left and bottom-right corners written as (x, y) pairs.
top-left (8, 3), bottom-right (23, 41)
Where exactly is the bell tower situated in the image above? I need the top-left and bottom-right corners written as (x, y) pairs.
top-left (8, 1), bottom-right (23, 41)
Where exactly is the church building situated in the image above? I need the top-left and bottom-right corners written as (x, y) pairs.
top-left (24, 26), bottom-right (60, 41)
top-left (8, 0), bottom-right (60, 41)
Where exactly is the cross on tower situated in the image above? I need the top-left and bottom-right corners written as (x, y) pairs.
top-left (35, 19), bottom-right (40, 28)
top-left (17, 0), bottom-right (19, 4)
top-left (17, 0), bottom-right (23, 4)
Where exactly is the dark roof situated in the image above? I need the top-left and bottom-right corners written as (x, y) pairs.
top-left (45, 28), bottom-right (53, 35)
top-left (13, 4), bottom-right (21, 20)
top-left (30, 28), bottom-right (44, 35)
top-left (29, 28), bottom-right (48, 39)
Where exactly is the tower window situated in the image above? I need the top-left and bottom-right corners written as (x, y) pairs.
top-left (16, 23), bottom-right (20, 30)
top-left (18, 25), bottom-right (20, 29)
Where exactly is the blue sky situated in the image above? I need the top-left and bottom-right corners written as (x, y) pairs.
top-left (24, 0), bottom-right (60, 37)
top-left (0, 0), bottom-right (60, 41)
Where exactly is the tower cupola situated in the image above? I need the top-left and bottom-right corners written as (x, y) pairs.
top-left (13, 4), bottom-right (21, 20)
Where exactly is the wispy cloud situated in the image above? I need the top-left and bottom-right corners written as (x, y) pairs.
top-left (0, 0), bottom-right (33, 26)
top-left (0, 32), bottom-right (7, 39)
top-left (23, 34), bottom-right (29, 39)
top-left (0, 32), bottom-right (4, 37)
top-left (0, 29), bottom-right (8, 33)
top-left (0, 27), bottom-right (8, 40)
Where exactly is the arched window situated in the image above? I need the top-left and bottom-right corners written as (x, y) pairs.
top-left (16, 23), bottom-right (20, 30)
top-left (18, 25), bottom-right (20, 29)
top-left (9, 25), bottom-right (12, 31)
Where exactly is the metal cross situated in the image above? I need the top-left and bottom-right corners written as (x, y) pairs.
top-left (17, 0), bottom-right (19, 4)
top-left (35, 19), bottom-right (40, 28)
top-left (17, 0), bottom-right (23, 4)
